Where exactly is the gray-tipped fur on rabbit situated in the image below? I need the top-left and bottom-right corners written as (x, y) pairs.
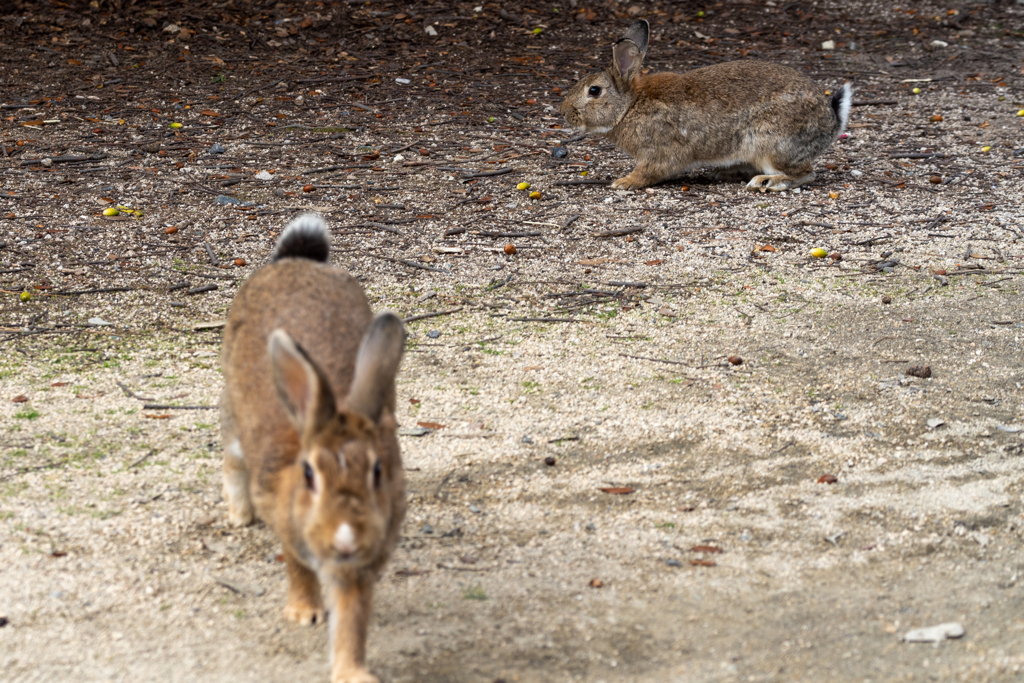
top-left (220, 213), bottom-right (405, 683)
top-left (560, 20), bottom-right (852, 191)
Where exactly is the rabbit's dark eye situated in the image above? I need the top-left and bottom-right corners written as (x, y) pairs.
top-left (303, 462), bottom-right (316, 491)
top-left (588, 85), bottom-right (602, 98)
top-left (373, 460), bottom-right (382, 488)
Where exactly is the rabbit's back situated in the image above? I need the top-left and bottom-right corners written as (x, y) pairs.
top-left (615, 60), bottom-right (839, 172)
top-left (222, 261), bottom-right (375, 491)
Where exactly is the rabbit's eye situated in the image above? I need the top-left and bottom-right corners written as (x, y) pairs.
top-left (373, 460), bottom-right (382, 488)
top-left (303, 462), bottom-right (316, 491)
top-left (588, 85), bottom-right (602, 98)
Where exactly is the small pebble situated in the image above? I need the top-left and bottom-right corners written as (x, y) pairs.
top-left (727, 356), bottom-right (743, 366)
top-left (903, 622), bottom-right (964, 643)
top-left (421, 523), bottom-right (433, 534)
top-left (551, 146), bottom-right (567, 159)
top-left (426, 330), bottom-right (440, 339)
top-left (881, 295), bottom-right (892, 304)
top-left (521, 436), bottom-right (533, 444)
top-left (544, 456), bottom-right (556, 466)
top-left (209, 143), bottom-right (226, 154)
top-left (907, 365), bottom-right (932, 379)
top-left (504, 243), bottom-right (517, 255)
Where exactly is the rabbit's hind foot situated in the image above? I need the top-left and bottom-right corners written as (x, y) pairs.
top-left (223, 439), bottom-right (255, 527)
top-left (744, 172), bottom-right (816, 192)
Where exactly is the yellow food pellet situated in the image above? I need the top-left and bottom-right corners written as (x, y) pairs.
top-left (517, 182), bottom-right (530, 190)
top-left (981, 146), bottom-right (991, 152)
top-left (1017, 109), bottom-right (1024, 117)
top-left (170, 122), bottom-right (183, 129)
top-left (103, 207), bottom-right (120, 216)
top-left (529, 191), bottom-right (541, 200)
top-left (912, 87), bottom-right (921, 94)
top-left (828, 191), bottom-right (839, 199)
top-left (533, 27), bottom-right (542, 35)
top-left (20, 292), bottom-right (31, 302)
top-left (810, 248), bottom-right (828, 258)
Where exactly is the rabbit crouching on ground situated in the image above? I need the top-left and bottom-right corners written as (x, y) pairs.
top-left (220, 214), bottom-right (405, 683)
top-left (560, 20), bottom-right (852, 192)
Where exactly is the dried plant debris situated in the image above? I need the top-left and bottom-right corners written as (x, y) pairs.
top-left (1, 1), bottom-right (1023, 682)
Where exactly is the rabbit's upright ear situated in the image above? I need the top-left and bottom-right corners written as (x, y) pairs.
top-left (346, 313), bottom-right (405, 423)
top-left (268, 329), bottom-right (337, 435)
top-left (612, 20), bottom-right (649, 84)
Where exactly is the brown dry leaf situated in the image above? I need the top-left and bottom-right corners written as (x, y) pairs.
top-left (817, 474), bottom-right (839, 484)
top-left (12, 395), bottom-right (28, 403)
top-left (758, 244), bottom-right (776, 252)
top-left (598, 487), bottom-right (635, 495)
top-left (577, 258), bottom-right (612, 266)
top-left (690, 559), bottom-right (717, 567)
top-left (202, 55), bottom-right (226, 66)
top-left (200, 110), bottom-right (219, 117)
top-left (50, 382), bottom-right (67, 387)
top-left (589, 579), bottom-right (604, 588)
top-left (645, 259), bottom-right (665, 266)
top-left (417, 421), bottom-right (446, 430)
top-left (95, 196), bottom-right (114, 205)
top-left (409, 398), bottom-right (421, 405)
top-left (690, 545), bottom-right (723, 554)
top-left (67, 59), bottom-right (83, 65)
top-left (145, 414), bottom-right (172, 420)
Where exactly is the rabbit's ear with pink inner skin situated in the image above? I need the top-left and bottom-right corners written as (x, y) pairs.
top-left (268, 328), bottom-right (337, 436)
top-left (612, 20), bottom-right (649, 85)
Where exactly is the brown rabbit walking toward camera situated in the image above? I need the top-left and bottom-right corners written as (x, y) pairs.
top-left (220, 214), bottom-right (405, 683)
top-left (560, 20), bottom-right (852, 191)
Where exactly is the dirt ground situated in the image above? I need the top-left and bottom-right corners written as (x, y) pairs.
top-left (2, 0), bottom-right (1023, 681)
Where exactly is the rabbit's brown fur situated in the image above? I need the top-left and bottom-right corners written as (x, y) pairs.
top-left (221, 214), bottom-right (405, 683)
top-left (561, 20), bottom-right (852, 191)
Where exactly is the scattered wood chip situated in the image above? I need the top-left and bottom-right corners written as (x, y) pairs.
top-left (690, 545), bottom-right (723, 554)
top-left (598, 487), bottom-right (635, 495)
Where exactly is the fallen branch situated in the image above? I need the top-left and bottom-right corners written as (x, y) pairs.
top-left (142, 404), bottom-right (217, 410)
top-left (592, 226), bottom-right (643, 238)
top-left (403, 307), bottom-right (463, 323)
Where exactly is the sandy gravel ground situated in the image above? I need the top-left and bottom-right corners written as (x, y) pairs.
top-left (2, 0), bottom-right (1024, 681)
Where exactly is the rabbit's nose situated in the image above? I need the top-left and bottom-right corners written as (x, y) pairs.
top-left (333, 522), bottom-right (356, 556)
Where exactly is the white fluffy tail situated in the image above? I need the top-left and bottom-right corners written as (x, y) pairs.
top-left (270, 213), bottom-right (330, 263)
top-left (831, 82), bottom-right (853, 137)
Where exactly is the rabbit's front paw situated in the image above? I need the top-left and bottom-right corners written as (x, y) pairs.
top-left (284, 598), bottom-right (326, 626)
top-left (332, 667), bottom-right (378, 683)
